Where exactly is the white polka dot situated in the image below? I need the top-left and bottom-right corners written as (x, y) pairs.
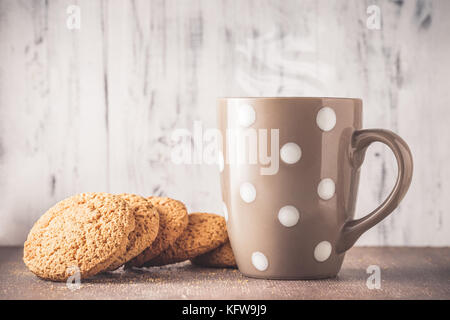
top-left (317, 178), bottom-right (335, 200)
top-left (222, 201), bottom-right (229, 222)
top-left (314, 241), bottom-right (332, 262)
top-left (278, 205), bottom-right (300, 227)
top-left (316, 107), bottom-right (336, 131)
top-left (218, 150), bottom-right (224, 172)
top-left (280, 142), bottom-right (302, 164)
top-left (251, 251), bottom-right (269, 271)
top-left (238, 104), bottom-right (256, 127)
top-left (240, 182), bottom-right (256, 203)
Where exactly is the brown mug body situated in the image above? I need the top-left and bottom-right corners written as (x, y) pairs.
top-left (217, 97), bottom-right (413, 279)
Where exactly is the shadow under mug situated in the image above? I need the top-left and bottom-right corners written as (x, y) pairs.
top-left (217, 97), bottom-right (413, 279)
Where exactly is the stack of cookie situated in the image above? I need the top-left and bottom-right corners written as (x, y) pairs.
top-left (23, 192), bottom-right (236, 281)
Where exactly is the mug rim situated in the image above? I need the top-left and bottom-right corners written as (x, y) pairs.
top-left (217, 96), bottom-right (362, 102)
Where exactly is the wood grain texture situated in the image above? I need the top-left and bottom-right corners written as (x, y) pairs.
top-left (1, 247), bottom-right (449, 299)
top-left (0, 0), bottom-right (449, 245)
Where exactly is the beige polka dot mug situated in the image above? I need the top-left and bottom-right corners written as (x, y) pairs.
top-left (217, 97), bottom-right (413, 279)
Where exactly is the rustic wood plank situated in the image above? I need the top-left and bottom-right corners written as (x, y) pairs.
top-left (0, 0), bottom-right (449, 246)
top-left (1, 247), bottom-right (449, 299)
top-left (0, 0), bottom-right (110, 244)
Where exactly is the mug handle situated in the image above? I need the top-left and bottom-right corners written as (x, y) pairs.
top-left (336, 129), bottom-right (413, 253)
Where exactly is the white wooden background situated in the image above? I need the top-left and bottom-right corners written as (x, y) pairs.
top-left (0, 0), bottom-right (449, 246)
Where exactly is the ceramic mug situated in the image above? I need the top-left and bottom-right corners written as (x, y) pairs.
top-left (217, 97), bottom-right (413, 279)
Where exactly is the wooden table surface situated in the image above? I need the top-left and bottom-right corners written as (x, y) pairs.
top-left (1, 247), bottom-right (449, 300)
